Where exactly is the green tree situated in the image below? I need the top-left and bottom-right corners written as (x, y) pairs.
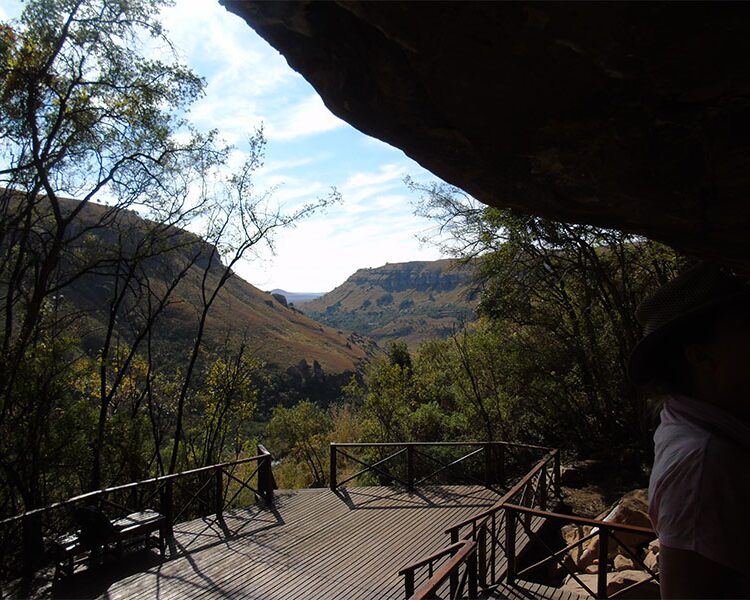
top-left (386, 340), bottom-right (412, 370)
top-left (0, 0), bottom-right (216, 496)
top-left (267, 400), bottom-right (332, 487)
top-left (360, 356), bottom-right (413, 442)
top-left (183, 346), bottom-right (259, 468)
top-left (0, 0), bottom-right (335, 515)
top-left (409, 178), bottom-right (683, 460)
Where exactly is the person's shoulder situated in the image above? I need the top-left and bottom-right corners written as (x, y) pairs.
top-left (653, 413), bottom-right (711, 467)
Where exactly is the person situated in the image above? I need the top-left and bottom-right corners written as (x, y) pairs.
top-left (629, 262), bottom-right (750, 599)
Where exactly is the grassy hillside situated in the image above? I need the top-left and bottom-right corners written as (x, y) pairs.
top-left (54, 198), bottom-right (372, 373)
top-left (301, 259), bottom-right (480, 348)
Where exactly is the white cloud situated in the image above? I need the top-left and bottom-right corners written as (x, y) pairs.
top-left (265, 95), bottom-right (346, 142)
top-left (343, 163), bottom-right (407, 189)
top-left (336, 164), bottom-right (409, 210)
top-left (261, 156), bottom-right (316, 175)
top-left (234, 161), bottom-right (446, 291)
top-left (0, 0), bottom-right (451, 293)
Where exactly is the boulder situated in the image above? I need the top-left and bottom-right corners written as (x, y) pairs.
top-left (271, 293), bottom-right (288, 308)
top-left (584, 561), bottom-right (599, 574)
top-left (578, 497), bottom-right (653, 569)
top-left (606, 570), bottom-right (660, 599)
top-left (561, 573), bottom-right (599, 597)
top-left (618, 489), bottom-right (649, 515)
top-left (562, 570), bottom-right (659, 599)
top-left (643, 539), bottom-right (660, 572)
top-left (561, 524), bottom-right (587, 565)
top-left (614, 554), bottom-right (636, 571)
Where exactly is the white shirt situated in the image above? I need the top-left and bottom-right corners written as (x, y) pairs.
top-left (649, 393), bottom-right (750, 574)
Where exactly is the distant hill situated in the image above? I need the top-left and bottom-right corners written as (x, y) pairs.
top-left (270, 289), bottom-right (325, 304)
top-left (301, 259), bottom-right (480, 349)
top-left (50, 198), bottom-right (372, 374)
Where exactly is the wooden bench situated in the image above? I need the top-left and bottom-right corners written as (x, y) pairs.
top-left (53, 508), bottom-right (166, 580)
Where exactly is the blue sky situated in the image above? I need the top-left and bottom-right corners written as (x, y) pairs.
top-left (0, 0), bottom-right (448, 292)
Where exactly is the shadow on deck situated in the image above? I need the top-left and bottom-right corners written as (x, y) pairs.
top-left (51, 485), bottom-right (501, 600)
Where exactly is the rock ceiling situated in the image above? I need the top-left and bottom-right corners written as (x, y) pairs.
top-left (222, 2), bottom-right (750, 269)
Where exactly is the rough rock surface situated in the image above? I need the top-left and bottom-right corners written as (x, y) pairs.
top-left (578, 493), bottom-right (652, 569)
top-left (563, 570), bottom-right (659, 598)
top-left (301, 259), bottom-right (478, 348)
top-left (222, 2), bottom-right (750, 270)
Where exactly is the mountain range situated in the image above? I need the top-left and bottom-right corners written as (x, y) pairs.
top-left (300, 259), bottom-right (480, 349)
top-left (269, 289), bottom-right (324, 304)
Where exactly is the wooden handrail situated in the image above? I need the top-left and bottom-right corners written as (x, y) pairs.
top-left (411, 539), bottom-right (477, 600)
top-left (398, 541), bottom-right (466, 575)
top-left (403, 447), bottom-right (560, 598)
top-left (0, 449), bottom-right (272, 526)
top-left (503, 504), bottom-right (656, 536)
top-left (331, 441), bottom-right (553, 451)
top-left (503, 502), bottom-right (659, 599)
top-left (445, 449), bottom-right (558, 534)
top-left (331, 440), bottom-right (539, 492)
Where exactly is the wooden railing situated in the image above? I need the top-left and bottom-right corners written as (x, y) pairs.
top-left (504, 505), bottom-right (658, 599)
top-left (0, 444), bottom-right (276, 582)
top-left (400, 539), bottom-right (480, 600)
top-left (330, 441), bottom-right (552, 493)
top-left (402, 448), bottom-right (560, 599)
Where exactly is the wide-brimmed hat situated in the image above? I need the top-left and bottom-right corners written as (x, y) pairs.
top-left (628, 262), bottom-right (750, 385)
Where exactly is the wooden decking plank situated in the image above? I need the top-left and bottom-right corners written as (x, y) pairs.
top-left (104, 491), bottom-right (344, 600)
top-left (191, 487), bottom-right (467, 599)
top-left (155, 490), bottom-right (350, 600)
top-left (210, 487), bottom-right (409, 597)
top-left (327, 487), bottom-right (499, 597)
top-left (298, 497), bottom-right (482, 599)
top-left (155, 487), bottom-right (394, 600)
top-left (347, 495), bottom-right (502, 599)
top-left (251, 488), bottom-right (458, 590)
top-left (59, 485), bottom-right (554, 600)
top-left (240, 486), bottom-right (497, 599)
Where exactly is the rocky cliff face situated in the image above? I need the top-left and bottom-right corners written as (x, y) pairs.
top-left (222, 2), bottom-right (750, 273)
top-left (302, 259), bottom-right (479, 349)
top-left (348, 261), bottom-right (473, 294)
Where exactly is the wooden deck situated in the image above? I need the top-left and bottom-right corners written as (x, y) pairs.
top-left (53, 485), bottom-right (502, 599)
top-left (488, 581), bottom-right (587, 599)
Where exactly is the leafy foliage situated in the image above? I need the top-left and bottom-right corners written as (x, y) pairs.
top-left (0, 0), bottom-right (333, 519)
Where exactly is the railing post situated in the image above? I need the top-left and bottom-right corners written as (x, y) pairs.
top-left (554, 449), bottom-right (561, 498)
top-left (404, 570), bottom-right (415, 599)
top-left (257, 444), bottom-right (276, 503)
top-left (330, 444), bottom-right (337, 491)
top-left (468, 543), bottom-right (479, 599)
top-left (491, 513), bottom-right (497, 584)
top-left (162, 479), bottom-right (174, 541)
top-left (477, 523), bottom-right (487, 587)
top-left (523, 484), bottom-right (532, 529)
top-left (449, 553), bottom-right (459, 598)
top-left (484, 443), bottom-right (492, 486)
top-left (21, 513), bottom-right (43, 580)
top-left (505, 509), bottom-right (516, 584)
top-left (214, 466), bottom-right (223, 519)
top-left (598, 528), bottom-right (608, 598)
top-left (449, 526), bottom-right (459, 545)
top-left (406, 444), bottom-right (414, 491)
top-left (539, 468), bottom-right (547, 510)
top-left (497, 443), bottom-right (505, 487)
